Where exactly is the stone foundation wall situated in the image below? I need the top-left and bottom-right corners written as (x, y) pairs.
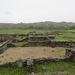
top-left (22, 41), bottom-right (50, 47)
top-left (51, 40), bottom-right (75, 47)
top-left (0, 57), bottom-right (65, 74)
top-left (0, 34), bottom-right (16, 42)
top-left (0, 53), bottom-right (73, 74)
top-left (0, 57), bottom-right (64, 67)
top-left (0, 34), bottom-right (55, 42)
top-left (0, 34), bottom-right (27, 42)
top-left (22, 41), bottom-right (75, 47)
top-left (29, 36), bottom-right (54, 41)
top-left (0, 41), bottom-right (16, 54)
top-left (0, 40), bottom-right (9, 54)
top-left (66, 48), bottom-right (75, 62)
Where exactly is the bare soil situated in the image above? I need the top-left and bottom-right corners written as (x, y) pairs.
top-left (0, 47), bottom-right (66, 64)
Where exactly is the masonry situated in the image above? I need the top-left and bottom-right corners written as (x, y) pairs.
top-left (22, 40), bottom-right (75, 47)
top-left (0, 33), bottom-right (75, 74)
top-left (0, 34), bottom-right (55, 42)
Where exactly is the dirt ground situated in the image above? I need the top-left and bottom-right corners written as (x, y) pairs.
top-left (0, 47), bottom-right (66, 64)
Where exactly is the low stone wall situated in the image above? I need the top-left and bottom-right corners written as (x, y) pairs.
top-left (0, 45), bottom-right (7, 54)
top-left (22, 40), bottom-right (75, 47)
top-left (51, 40), bottom-right (75, 47)
top-left (7, 43), bottom-right (16, 48)
top-left (0, 34), bottom-right (55, 42)
top-left (14, 37), bottom-right (28, 42)
top-left (66, 48), bottom-right (75, 62)
top-left (13, 36), bottom-right (55, 42)
top-left (0, 40), bottom-right (9, 54)
top-left (0, 54), bottom-right (73, 74)
top-left (0, 41), bottom-right (16, 54)
top-left (0, 57), bottom-right (65, 74)
top-left (0, 57), bottom-right (64, 67)
top-left (0, 34), bottom-right (28, 42)
top-left (0, 34), bottom-right (15, 42)
top-left (33, 57), bottom-right (64, 64)
top-left (29, 36), bottom-right (54, 41)
top-left (22, 41), bottom-right (50, 47)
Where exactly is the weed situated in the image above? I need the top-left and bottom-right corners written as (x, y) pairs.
top-left (31, 56), bottom-right (34, 58)
top-left (6, 54), bottom-right (8, 56)
top-left (30, 51), bottom-right (33, 53)
top-left (10, 58), bottom-right (13, 60)
top-left (43, 49), bottom-right (46, 52)
top-left (52, 50), bottom-right (54, 52)
top-left (1, 56), bottom-right (4, 58)
top-left (0, 60), bottom-right (2, 63)
top-left (60, 55), bottom-right (62, 57)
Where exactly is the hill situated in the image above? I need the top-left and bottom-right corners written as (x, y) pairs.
top-left (0, 21), bottom-right (75, 30)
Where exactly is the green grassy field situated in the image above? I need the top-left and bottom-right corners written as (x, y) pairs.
top-left (0, 66), bottom-right (27, 75)
top-left (0, 29), bottom-right (45, 34)
top-left (0, 61), bottom-right (75, 75)
top-left (34, 61), bottom-right (75, 75)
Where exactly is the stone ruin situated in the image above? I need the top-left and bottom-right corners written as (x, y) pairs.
top-left (66, 48), bottom-right (75, 62)
top-left (0, 32), bottom-right (75, 75)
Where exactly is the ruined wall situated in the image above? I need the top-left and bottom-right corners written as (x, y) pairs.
top-left (0, 41), bottom-right (16, 54)
top-left (66, 48), bottom-right (75, 62)
top-left (0, 48), bottom-right (74, 74)
top-left (0, 40), bottom-right (9, 54)
top-left (22, 41), bottom-right (50, 47)
top-left (22, 41), bottom-right (75, 47)
top-left (51, 41), bottom-right (75, 47)
top-left (0, 34), bottom-right (15, 42)
top-left (0, 34), bottom-right (55, 42)
top-left (29, 36), bottom-right (54, 41)
top-left (0, 57), bottom-right (65, 74)
top-left (0, 57), bottom-right (64, 67)
top-left (0, 34), bottom-right (28, 42)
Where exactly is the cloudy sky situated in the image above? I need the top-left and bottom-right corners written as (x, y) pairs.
top-left (0, 0), bottom-right (75, 23)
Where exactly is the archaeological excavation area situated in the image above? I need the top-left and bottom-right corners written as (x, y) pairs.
top-left (0, 33), bottom-right (75, 74)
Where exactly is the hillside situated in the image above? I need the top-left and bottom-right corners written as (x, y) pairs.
top-left (0, 21), bottom-right (75, 30)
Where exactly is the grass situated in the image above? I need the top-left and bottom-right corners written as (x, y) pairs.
top-left (0, 61), bottom-right (2, 63)
top-left (43, 49), bottom-right (46, 52)
top-left (0, 61), bottom-right (75, 75)
top-left (0, 66), bottom-right (27, 75)
top-left (0, 29), bottom-right (45, 34)
top-left (52, 50), bottom-right (54, 52)
top-left (17, 36), bottom-right (28, 40)
top-left (54, 33), bottom-right (75, 41)
top-left (1, 56), bottom-right (4, 58)
top-left (13, 41), bottom-right (27, 46)
top-left (34, 61), bottom-right (75, 75)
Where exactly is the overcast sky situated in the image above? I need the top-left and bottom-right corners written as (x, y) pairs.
top-left (0, 0), bottom-right (75, 23)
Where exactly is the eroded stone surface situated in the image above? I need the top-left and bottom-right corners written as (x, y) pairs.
top-left (66, 48), bottom-right (75, 62)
